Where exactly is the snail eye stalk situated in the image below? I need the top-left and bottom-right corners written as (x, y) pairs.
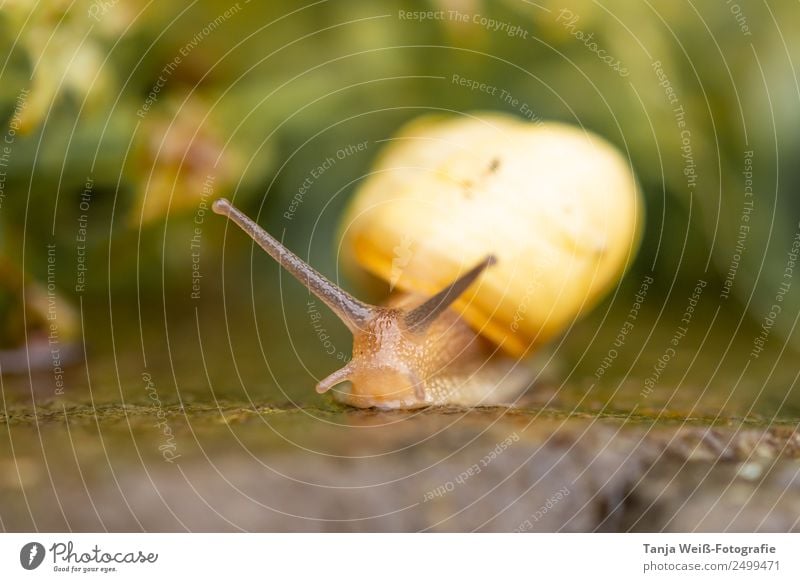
top-left (404, 255), bottom-right (497, 332)
top-left (213, 198), bottom-right (376, 332)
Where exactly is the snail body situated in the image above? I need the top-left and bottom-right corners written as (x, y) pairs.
top-left (214, 112), bottom-right (642, 409)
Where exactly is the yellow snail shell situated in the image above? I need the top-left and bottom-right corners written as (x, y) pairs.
top-left (340, 112), bottom-right (643, 358)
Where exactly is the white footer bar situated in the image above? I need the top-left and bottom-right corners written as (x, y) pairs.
top-left (1, 533), bottom-right (797, 581)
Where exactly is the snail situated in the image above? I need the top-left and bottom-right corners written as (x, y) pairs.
top-left (213, 112), bottom-right (643, 409)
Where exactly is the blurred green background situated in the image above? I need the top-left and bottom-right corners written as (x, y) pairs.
top-left (1, 0), bottom-right (799, 419)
